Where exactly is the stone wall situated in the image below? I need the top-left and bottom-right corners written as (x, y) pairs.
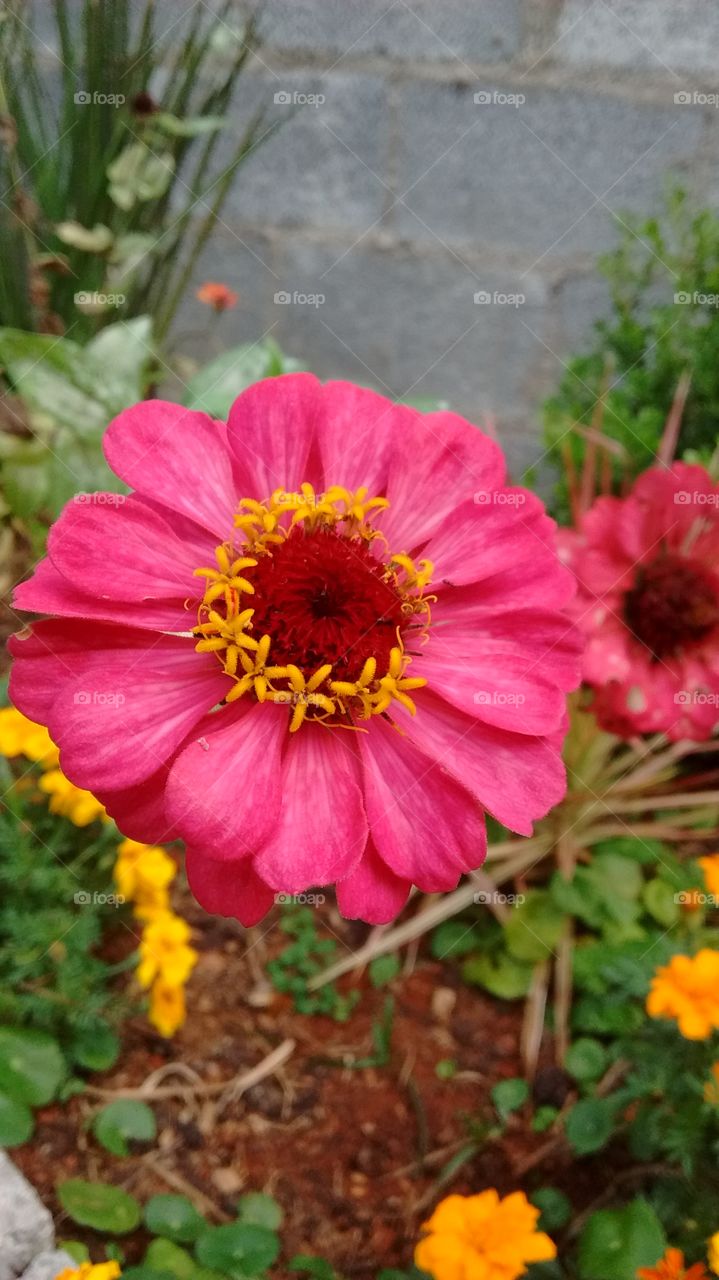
top-left (171, 1), bottom-right (719, 473)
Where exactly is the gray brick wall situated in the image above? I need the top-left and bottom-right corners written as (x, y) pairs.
top-left (172, 0), bottom-right (719, 479)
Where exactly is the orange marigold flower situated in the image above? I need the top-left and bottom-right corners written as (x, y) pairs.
top-left (148, 977), bottom-right (186, 1038)
top-left (709, 1232), bottom-right (719, 1275)
top-left (637, 1246), bottom-right (709, 1280)
top-left (646, 950), bottom-right (719, 1040)
top-left (699, 855), bottom-right (719, 902)
top-left (196, 281), bottom-right (238, 312)
top-left (415, 1190), bottom-right (556, 1280)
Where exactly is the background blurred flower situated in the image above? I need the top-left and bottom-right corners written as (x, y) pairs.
top-left (647, 950), bottom-right (719, 1039)
top-left (415, 1189), bottom-right (556, 1280)
top-left (637, 1246), bottom-right (709, 1280)
top-left (0, 706), bottom-right (59, 765)
top-left (566, 462), bottom-right (719, 741)
top-left (196, 281), bottom-right (239, 312)
top-left (38, 768), bottom-right (107, 826)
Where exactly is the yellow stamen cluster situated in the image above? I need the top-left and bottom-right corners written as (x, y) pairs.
top-left (193, 486), bottom-right (433, 732)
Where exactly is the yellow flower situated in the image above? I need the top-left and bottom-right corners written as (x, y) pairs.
top-left (56, 1263), bottom-right (121, 1280)
top-left (699, 855), bottom-right (719, 901)
top-left (415, 1190), bottom-right (556, 1280)
top-left (0, 707), bottom-right (59, 766)
top-left (38, 769), bottom-right (107, 827)
top-left (708, 1233), bottom-right (719, 1276)
top-left (647, 950), bottom-right (719, 1040)
top-left (137, 911), bottom-right (198, 989)
top-left (149, 977), bottom-right (186, 1037)
top-left (114, 840), bottom-right (176, 918)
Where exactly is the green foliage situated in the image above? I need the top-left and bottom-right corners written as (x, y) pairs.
top-left (0, 757), bottom-right (129, 1068)
top-left (0, 0), bottom-right (274, 340)
top-left (0, 317), bottom-right (148, 521)
top-left (564, 1097), bottom-right (617, 1156)
top-left (195, 1222), bottom-right (280, 1275)
top-left (266, 905), bottom-right (360, 1021)
top-left (369, 954), bottom-right (401, 988)
top-left (491, 1077), bottom-right (529, 1122)
top-left (182, 339), bottom-right (305, 419)
top-left (543, 187), bottom-right (719, 516)
top-left (93, 1099), bottom-right (157, 1156)
top-left (58, 1178), bottom-right (142, 1233)
top-left (530, 1188), bottom-right (572, 1232)
top-left (236, 1192), bottom-right (283, 1231)
top-left (577, 1199), bottom-right (665, 1280)
top-left (144, 1194), bottom-right (208, 1244)
top-left (0, 1091), bottom-right (33, 1145)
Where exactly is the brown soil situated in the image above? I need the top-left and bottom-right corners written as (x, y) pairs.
top-left (12, 894), bottom-right (614, 1276)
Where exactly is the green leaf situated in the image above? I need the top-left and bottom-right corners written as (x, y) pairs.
top-left (369, 954), bottom-right (401, 987)
top-left (0, 1090), bottom-right (34, 1146)
top-left (144, 1239), bottom-right (200, 1278)
top-left (435, 1059), bottom-right (457, 1080)
top-left (462, 951), bottom-right (533, 999)
top-left (70, 1022), bottom-right (120, 1072)
top-left (83, 316), bottom-right (153, 413)
top-left (530, 1187), bottom-right (572, 1231)
top-left (565, 1038), bottom-right (609, 1085)
top-left (0, 329), bottom-right (108, 433)
top-left (532, 1106), bottom-right (558, 1133)
top-left (565, 1098), bottom-right (615, 1156)
top-left (0, 1027), bottom-right (66, 1105)
top-left (577, 1199), bottom-right (666, 1280)
top-left (504, 892), bottom-right (566, 963)
top-left (144, 1193), bottom-right (207, 1243)
top-left (289, 1259), bottom-right (337, 1280)
top-left (93, 1099), bottom-right (157, 1156)
top-left (196, 1223), bottom-right (280, 1275)
top-left (58, 1243), bottom-right (91, 1264)
top-left (107, 144), bottom-right (175, 210)
top-left (237, 1192), bottom-right (283, 1230)
top-left (491, 1077), bottom-right (529, 1122)
top-left (430, 920), bottom-right (480, 959)
top-left (183, 340), bottom-right (295, 418)
top-left (57, 1179), bottom-right (142, 1233)
top-left (642, 879), bottom-right (680, 928)
top-left (154, 113), bottom-right (225, 137)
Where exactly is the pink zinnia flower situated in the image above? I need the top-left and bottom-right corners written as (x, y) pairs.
top-left (10, 375), bottom-right (579, 925)
top-left (563, 461), bottom-right (719, 741)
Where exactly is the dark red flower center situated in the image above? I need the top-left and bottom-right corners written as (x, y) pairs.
top-left (623, 553), bottom-right (719, 659)
top-left (248, 525), bottom-right (406, 680)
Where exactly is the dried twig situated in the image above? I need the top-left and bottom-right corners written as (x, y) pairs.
top-left (85, 1038), bottom-right (295, 1102)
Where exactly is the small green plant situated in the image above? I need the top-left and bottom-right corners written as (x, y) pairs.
top-left (0, 0), bottom-right (273, 341)
top-left (267, 905), bottom-right (360, 1021)
top-left (543, 186), bottom-right (719, 516)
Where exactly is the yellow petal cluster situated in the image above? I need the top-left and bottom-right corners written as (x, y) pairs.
top-left (415, 1190), bottom-right (556, 1280)
top-left (57, 1264), bottom-right (121, 1280)
top-left (113, 838), bottom-right (197, 1038)
top-left (0, 707), bottom-right (59, 765)
top-left (647, 950), bottom-right (719, 1040)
